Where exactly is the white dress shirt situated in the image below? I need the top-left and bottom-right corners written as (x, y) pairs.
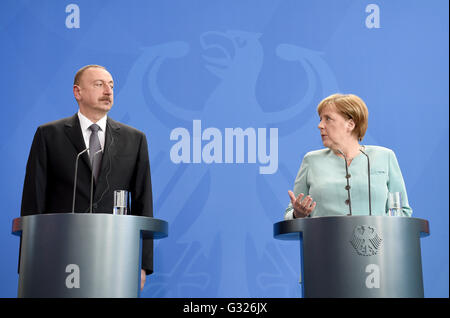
top-left (77, 111), bottom-right (107, 156)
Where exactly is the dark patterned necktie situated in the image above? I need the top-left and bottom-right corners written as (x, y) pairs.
top-left (89, 124), bottom-right (102, 182)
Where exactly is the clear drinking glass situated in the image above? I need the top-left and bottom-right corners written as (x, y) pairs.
top-left (388, 192), bottom-right (403, 216)
top-left (113, 190), bottom-right (128, 215)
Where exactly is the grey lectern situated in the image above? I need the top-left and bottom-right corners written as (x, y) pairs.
top-left (274, 216), bottom-right (429, 298)
top-left (12, 213), bottom-right (168, 298)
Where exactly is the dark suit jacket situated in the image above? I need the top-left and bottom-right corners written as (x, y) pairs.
top-left (21, 113), bottom-right (154, 274)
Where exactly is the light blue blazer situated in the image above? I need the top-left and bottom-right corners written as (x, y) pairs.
top-left (285, 146), bottom-right (412, 219)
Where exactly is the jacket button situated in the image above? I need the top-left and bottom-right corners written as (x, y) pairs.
top-left (345, 185), bottom-right (351, 190)
top-left (345, 199), bottom-right (350, 205)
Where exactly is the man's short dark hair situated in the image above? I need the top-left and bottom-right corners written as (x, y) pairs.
top-left (73, 65), bottom-right (106, 85)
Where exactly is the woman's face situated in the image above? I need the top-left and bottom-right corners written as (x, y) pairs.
top-left (318, 104), bottom-right (355, 150)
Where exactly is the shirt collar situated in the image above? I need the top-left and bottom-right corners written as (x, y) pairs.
top-left (77, 110), bottom-right (107, 132)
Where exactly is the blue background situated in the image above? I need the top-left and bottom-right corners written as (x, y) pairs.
top-left (0, 0), bottom-right (448, 298)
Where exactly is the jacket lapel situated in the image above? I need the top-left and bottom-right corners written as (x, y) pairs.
top-left (64, 114), bottom-right (91, 171)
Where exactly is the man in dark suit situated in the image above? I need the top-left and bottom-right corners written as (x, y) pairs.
top-left (21, 65), bottom-right (153, 291)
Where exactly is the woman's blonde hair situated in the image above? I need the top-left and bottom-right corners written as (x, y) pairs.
top-left (317, 93), bottom-right (369, 141)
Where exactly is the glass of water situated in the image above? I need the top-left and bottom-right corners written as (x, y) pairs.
top-left (113, 190), bottom-right (128, 215)
top-left (388, 192), bottom-right (403, 216)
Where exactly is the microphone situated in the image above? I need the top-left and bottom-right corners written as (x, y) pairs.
top-left (337, 149), bottom-right (352, 216)
top-left (89, 149), bottom-right (103, 213)
top-left (72, 148), bottom-right (89, 213)
top-left (359, 148), bottom-right (372, 216)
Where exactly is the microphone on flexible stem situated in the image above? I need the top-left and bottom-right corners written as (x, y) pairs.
top-left (359, 148), bottom-right (372, 216)
top-left (72, 148), bottom-right (89, 213)
top-left (90, 149), bottom-right (103, 214)
top-left (337, 149), bottom-right (352, 216)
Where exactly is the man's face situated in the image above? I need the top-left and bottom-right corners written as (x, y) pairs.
top-left (74, 67), bottom-right (114, 115)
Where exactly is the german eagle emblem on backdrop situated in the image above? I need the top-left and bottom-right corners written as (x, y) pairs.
top-left (350, 225), bottom-right (383, 256)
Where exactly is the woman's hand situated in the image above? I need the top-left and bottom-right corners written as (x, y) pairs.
top-left (288, 190), bottom-right (316, 218)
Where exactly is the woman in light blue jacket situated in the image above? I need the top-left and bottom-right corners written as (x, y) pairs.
top-left (285, 93), bottom-right (412, 219)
